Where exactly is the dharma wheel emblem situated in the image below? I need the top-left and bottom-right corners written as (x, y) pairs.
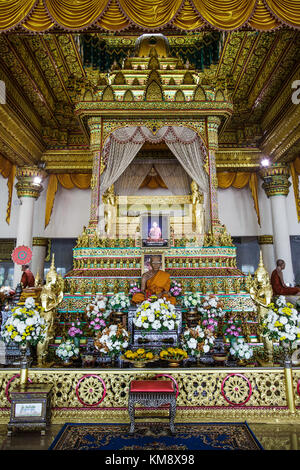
top-left (221, 373), bottom-right (252, 406)
top-left (76, 374), bottom-right (106, 407)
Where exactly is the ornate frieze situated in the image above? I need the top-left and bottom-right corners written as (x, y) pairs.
top-left (258, 235), bottom-right (273, 245)
top-left (15, 166), bottom-right (47, 199)
top-left (260, 163), bottom-right (290, 198)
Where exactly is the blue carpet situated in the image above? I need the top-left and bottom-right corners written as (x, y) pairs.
top-left (49, 422), bottom-right (263, 450)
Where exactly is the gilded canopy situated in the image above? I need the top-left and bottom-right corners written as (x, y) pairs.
top-left (0, 0), bottom-right (300, 33)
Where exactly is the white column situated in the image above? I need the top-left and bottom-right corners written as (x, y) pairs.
top-left (12, 167), bottom-right (46, 289)
top-left (270, 195), bottom-right (294, 283)
top-left (258, 236), bottom-right (275, 276)
top-left (260, 164), bottom-right (294, 284)
top-left (31, 238), bottom-right (48, 282)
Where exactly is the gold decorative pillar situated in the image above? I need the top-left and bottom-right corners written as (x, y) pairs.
top-left (88, 117), bottom-right (104, 232)
top-left (257, 235), bottom-right (274, 276)
top-left (206, 116), bottom-right (222, 233)
top-left (13, 166), bottom-right (47, 288)
top-left (260, 163), bottom-right (294, 283)
top-left (284, 360), bottom-right (296, 414)
top-left (31, 237), bottom-right (49, 282)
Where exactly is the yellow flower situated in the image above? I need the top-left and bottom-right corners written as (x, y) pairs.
top-left (146, 352), bottom-right (153, 360)
top-left (136, 348), bottom-right (145, 355)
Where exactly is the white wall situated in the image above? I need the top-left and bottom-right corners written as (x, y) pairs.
top-left (1, 173), bottom-right (300, 239)
top-left (0, 174), bottom-right (90, 239)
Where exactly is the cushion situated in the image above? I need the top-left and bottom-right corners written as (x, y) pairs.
top-left (130, 380), bottom-right (174, 393)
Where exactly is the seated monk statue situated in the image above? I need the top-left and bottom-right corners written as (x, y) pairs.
top-left (271, 259), bottom-right (300, 304)
top-left (132, 255), bottom-right (176, 305)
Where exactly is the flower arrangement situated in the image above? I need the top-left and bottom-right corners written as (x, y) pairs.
top-left (88, 314), bottom-right (107, 334)
top-left (169, 281), bottom-right (182, 298)
top-left (224, 319), bottom-right (242, 342)
top-left (229, 338), bottom-right (253, 361)
top-left (94, 324), bottom-right (129, 357)
top-left (159, 347), bottom-right (188, 361)
top-left (202, 317), bottom-right (218, 332)
top-left (129, 282), bottom-right (141, 298)
top-left (1, 297), bottom-right (47, 346)
top-left (68, 321), bottom-right (83, 339)
top-left (182, 292), bottom-right (202, 310)
top-left (122, 348), bottom-right (156, 363)
top-left (0, 286), bottom-right (15, 305)
top-left (261, 296), bottom-right (300, 352)
top-left (85, 295), bottom-right (109, 319)
top-left (181, 325), bottom-right (215, 357)
top-left (107, 293), bottom-right (130, 312)
top-left (55, 339), bottom-right (79, 361)
top-left (198, 295), bottom-right (224, 320)
top-left (133, 297), bottom-right (180, 332)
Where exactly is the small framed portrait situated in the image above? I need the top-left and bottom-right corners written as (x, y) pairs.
top-left (141, 252), bottom-right (165, 274)
top-left (140, 214), bottom-right (169, 248)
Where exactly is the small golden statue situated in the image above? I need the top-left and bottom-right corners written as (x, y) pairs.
top-left (76, 226), bottom-right (89, 248)
top-left (37, 255), bottom-right (64, 367)
top-left (190, 180), bottom-right (205, 238)
top-left (34, 271), bottom-right (43, 287)
top-left (204, 230), bottom-right (215, 247)
top-left (219, 225), bottom-right (234, 247)
top-left (103, 184), bottom-right (116, 238)
top-left (248, 251), bottom-right (274, 364)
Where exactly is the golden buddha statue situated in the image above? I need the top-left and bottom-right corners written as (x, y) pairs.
top-left (37, 254), bottom-right (64, 367)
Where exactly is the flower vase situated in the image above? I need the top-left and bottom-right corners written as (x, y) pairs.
top-left (111, 356), bottom-right (118, 367)
top-left (19, 342), bottom-right (29, 387)
top-left (186, 308), bottom-right (198, 328)
top-left (217, 317), bottom-right (224, 339)
top-left (73, 337), bottom-right (81, 349)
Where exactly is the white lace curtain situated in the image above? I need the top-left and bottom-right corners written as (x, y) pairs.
top-left (114, 161), bottom-right (153, 195)
top-left (101, 125), bottom-right (210, 228)
top-left (155, 162), bottom-right (192, 195)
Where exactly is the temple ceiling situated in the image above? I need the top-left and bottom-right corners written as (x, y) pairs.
top-left (0, 30), bottom-right (300, 171)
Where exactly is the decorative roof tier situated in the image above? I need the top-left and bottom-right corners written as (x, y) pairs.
top-left (74, 34), bottom-right (233, 120)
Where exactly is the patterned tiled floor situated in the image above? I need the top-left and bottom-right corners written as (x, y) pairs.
top-left (0, 422), bottom-right (300, 450)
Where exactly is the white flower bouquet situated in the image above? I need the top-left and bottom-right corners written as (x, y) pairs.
top-left (133, 297), bottom-right (180, 332)
top-left (55, 339), bottom-right (79, 361)
top-left (230, 338), bottom-right (253, 361)
top-left (1, 297), bottom-right (47, 346)
top-left (182, 292), bottom-right (202, 310)
top-left (94, 324), bottom-right (129, 357)
top-left (198, 295), bottom-right (225, 320)
top-left (261, 296), bottom-right (300, 352)
top-left (107, 293), bottom-right (130, 311)
top-left (85, 294), bottom-right (109, 319)
top-left (181, 325), bottom-right (215, 357)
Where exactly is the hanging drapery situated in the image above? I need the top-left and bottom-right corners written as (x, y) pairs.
top-left (154, 162), bottom-right (192, 195)
top-left (217, 171), bottom-right (261, 226)
top-left (0, 0), bottom-right (298, 32)
top-left (115, 162), bottom-right (153, 195)
top-left (0, 155), bottom-right (16, 225)
top-left (45, 173), bottom-right (91, 228)
top-left (139, 166), bottom-right (168, 190)
top-left (290, 158), bottom-right (300, 223)
top-left (103, 125), bottom-right (209, 229)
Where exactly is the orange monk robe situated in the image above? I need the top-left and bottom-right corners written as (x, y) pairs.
top-left (271, 269), bottom-right (300, 296)
top-left (132, 270), bottom-right (176, 305)
top-left (21, 269), bottom-right (35, 288)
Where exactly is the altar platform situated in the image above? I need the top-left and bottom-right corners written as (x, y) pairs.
top-left (0, 364), bottom-right (299, 425)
